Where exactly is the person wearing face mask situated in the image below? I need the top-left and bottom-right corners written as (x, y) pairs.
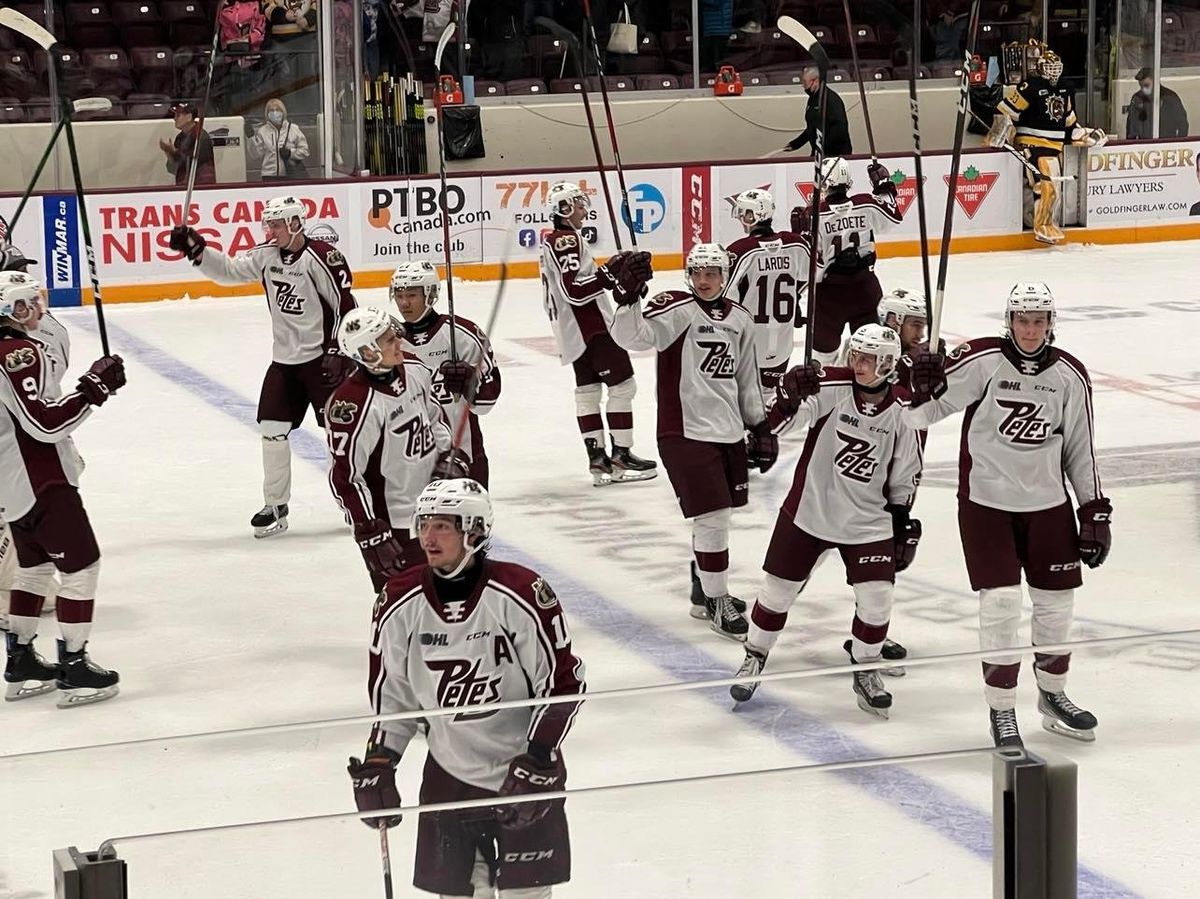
top-left (249, 98), bottom-right (311, 181)
top-left (1125, 67), bottom-right (1189, 140)
top-left (783, 66), bottom-right (852, 157)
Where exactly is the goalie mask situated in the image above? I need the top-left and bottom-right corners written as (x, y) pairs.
top-left (337, 306), bottom-right (400, 372)
top-left (1005, 282), bottom-right (1056, 350)
top-left (547, 181), bottom-right (590, 220)
top-left (390, 260), bottom-right (440, 309)
top-left (412, 478), bottom-right (494, 577)
top-left (732, 188), bottom-right (775, 227)
top-left (848, 323), bottom-right (901, 384)
top-left (1037, 48), bottom-right (1064, 85)
top-left (684, 242), bottom-right (731, 296)
top-left (0, 270), bottom-right (44, 324)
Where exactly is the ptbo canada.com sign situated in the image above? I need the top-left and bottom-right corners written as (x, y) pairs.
top-left (1086, 141), bottom-right (1200, 226)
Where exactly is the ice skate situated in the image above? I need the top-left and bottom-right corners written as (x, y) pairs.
top-left (989, 707), bottom-right (1024, 749)
top-left (584, 438), bottom-right (612, 487)
top-left (730, 646), bottom-right (767, 703)
top-left (843, 637), bottom-right (907, 677)
top-left (847, 647), bottom-right (892, 718)
top-left (251, 503), bottom-right (289, 538)
top-left (609, 440), bottom-right (658, 483)
top-left (689, 561), bottom-right (745, 620)
top-left (1038, 688), bottom-right (1097, 743)
top-left (5, 634), bottom-right (58, 700)
top-left (705, 593), bottom-right (748, 642)
top-left (1033, 224), bottom-right (1064, 245)
top-left (56, 640), bottom-right (119, 708)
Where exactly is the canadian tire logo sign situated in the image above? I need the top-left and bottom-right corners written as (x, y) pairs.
top-left (944, 165), bottom-right (999, 218)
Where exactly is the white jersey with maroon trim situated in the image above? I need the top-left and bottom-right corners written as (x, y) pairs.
top-left (196, 237), bottom-right (357, 365)
top-left (324, 356), bottom-right (453, 529)
top-left (813, 190), bottom-right (902, 278)
top-left (400, 312), bottom-right (501, 464)
top-left (610, 291), bottom-right (765, 443)
top-left (539, 227), bottom-right (615, 365)
top-left (28, 313), bottom-right (70, 398)
top-left (771, 367), bottom-right (922, 544)
top-left (0, 332), bottom-right (91, 521)
top-left (902, 337), bottom-right (1102, 513)
top-left (725, 229), bottom-right (811, 372)
top-left (370, 560), bottom-right (586, 791)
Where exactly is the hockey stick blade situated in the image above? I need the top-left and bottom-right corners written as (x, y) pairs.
top-left (434, 22), bottom-right (456, 72)
top-left (0, 7), bottom-right (56, 50)
top-left (73, 97), bottom-right (113, 113)
top-left (776, 16), bottom-right (829, 75)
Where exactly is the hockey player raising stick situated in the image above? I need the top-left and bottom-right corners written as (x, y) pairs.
top-left (169, 196), bottom-right (358, 537)
top-left (731, 325), bottom-right (923, 717)
top-left (906, 283), bottom-right (1109, 747)
top-left (325, 308), bottom-right (469, 592)
top-left (0, 272), bottom-right (124, 707)
top-left (792, 157), bottom-right (902, 367)
top-left (610, 243), bottom-right (774, 640)
top-left (539, 181), bottom-right (657, 486)
top-left (390, 260), bottom-right (501, 486)
top-left (348, 478), bottom-right (585, 898)
top-left (725, 188), bottom-right (812, 402)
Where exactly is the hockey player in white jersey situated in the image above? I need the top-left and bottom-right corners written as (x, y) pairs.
top-left (348, 478), bottom-right (585, 897)
top-left (539, 181), bottom-right (657, 486)
top-left (731, 325), bottom-right (923, 717)
top-left (724, 188), bottom-right (812, 400)
top-left (169, 196), bottom-right (358, 537)
top-left (906, 283), bottom-right (1109, 748)
top-left (391, 260), bottom-right (501, 487)
top-left (325, 308), bottom-right (469, 592)
top-left (610, 243), bottom-right (774, 640)
top-left (836, 288), bottom-right (928, 374)
top-left (0, 272), bottom-right (124, 706)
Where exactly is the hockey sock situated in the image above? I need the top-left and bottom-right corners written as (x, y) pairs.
top-left (8, 562), bottom-right (55, 643)
top-left (691, 508), bottom-right (731, 597)
top-left (980, 585), bottom-right (1023, 710)
top-left (747, 572), bottom-right (805, 653)
top-left (605, 377), bottom-right (636, 448)
top-left (1029, 586), bottom-right (1073, 693)
top-left (849, 580), bottom-right (893, 661)
top-left (260, 421), bottom-right (293, 506)
top-left (574, 383), bottom-right (604, 443)
top-left (56, 562), bottom-right (99, 652)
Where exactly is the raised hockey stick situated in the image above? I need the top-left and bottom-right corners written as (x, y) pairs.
top-left (182, 0), bottom-right (225, 218)
top-left (61, 96), bottom-right (111, 355)
top-left (966, 107), bottom-right (1077, 181)
top-left (841, 0), bottom-right (878, 162)
top-left (535, 16), bottom-right (624, 250)
top-left (379, 828), bottom-right (394, 899)
top-left (904, 3), bottom-right (933, 319)
top-left (0, 7), bottom-right (57, 50)
top-left (433, 20), bottom-right (459, 360)
top-left (580, 0), bottom-right (637, 248)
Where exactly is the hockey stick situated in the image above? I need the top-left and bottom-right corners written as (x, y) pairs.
top-left (904, 3), bottom-right (933, 318)
top-left (966, 107), bottom-right (1077, 181)
top-left (930, 0), bottom-right (982, 347)
top-left (433, 20), bottom-right (459, 360)
top-left (379, 828), bottom-right (394, 899)
top-left (580, 0), bottom-right (637, 248)
top-left (0, 7), bottom-right (57, 50)
top-left (841, 0), bottom-right (877, 162)
top-left (534, 16), bottom-right (623, 250)
top-left (61, 96), bottom-right (111, 355)
top-left (182, 0), bottom-right (224, 217)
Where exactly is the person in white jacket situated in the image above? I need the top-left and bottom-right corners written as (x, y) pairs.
top-left (250, 98), bottom-right (310, 181)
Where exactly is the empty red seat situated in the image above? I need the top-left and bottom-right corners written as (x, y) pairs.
top-left (892, 65), bottom-right (932, 80)
top-left (504, 78), bottom-right (546, 95)
top-left (929, 61), bottom-right (965, 79)
top-left (130, 45), bottom-right (174, 94)
top-left (636, 74), bottom-right (679, 91)
top-left (826, 67), bottom-right (853, 82)
top-left (0, 97), bottom-right (24, 122)
top-left (474, 79), bottom-right (505, 97)
top-left (161, 0), bottom-right (211, 45)
top-left (66, 4), bottom-right (118, 49)
top-left (85, 47), bottom-right (134, 96)
top-left (549, 77), bottom-right (586, 93)
top-left (604, 75), bottom-right (636, 91)
top-left (0, 50), bottom-right (36, 100)
top-left (767, 70), bottom-right (805, 85)
top-left (112, 2), bottom-right (167, 48)
top-left (741, 70), bottom-right (769, 86)
top-left (126, 92), bottom-right (172, 118)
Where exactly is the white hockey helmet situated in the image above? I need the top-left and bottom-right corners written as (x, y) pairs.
top-left (878, 288), bottom-right (928, 327)
top-left (820, 156), bottom-right (853, 191)
top-left (848, 323), bottom-right (902, 383)
top-left (336, 306), bottom-right (399, 372)
top-left (685, 242), bottom-right (731, 294)
top-left (731, 188), bottom-right (775, 226)
top-left (261, 195), bottom-right (307, 235)
top-left (390, 260), bottom-right (440, 307)
top-left (412, 478), bottom-right (494, 575)
top-left (0, 270), bottom-right (44, 321)
top-left (547, 181), bottom-right (590, 218)
top-left (1006, 281), bottom-right (1056, 345)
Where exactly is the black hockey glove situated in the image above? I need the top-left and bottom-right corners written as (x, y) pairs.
top-left (278, 146), bottom-right (291, 161)
top-left (354, 519), bottom-right (408, 582)
top-left (623, 250), bottom-right (654, 285)
top-left (168, 225), bottom-right (206, 263)
top-left (77, 355), bottom-right (126, 406)
top-left (776, 360), bottom-right (822, 414)
top-left (497, 749), bottom-right (565, 829)
top-left (909, 350), bottom-right (947, 405)
top-left (867, 162), bottom-right (892, 189)
top-left (887, 504), bottom-right (922, 573)
top-left (790, 206), bottom-right (810, 234)
top-left (746, 420), bottom-right (778, 474)
top-left (439, 359), bottom-right (475, 397)
top-left (433, 447), bottom-right (471, 481)
top-left (321, 348), bottom-right (355, 386)
top-left (596, 252), bottom-right (630, 289)
top-left (1077, 497), bottom-right (1112, 568)
top-left (347, 751), bottom-right (402, 829)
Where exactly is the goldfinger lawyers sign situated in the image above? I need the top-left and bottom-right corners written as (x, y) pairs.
top-left (1086, 141), bottom-right (1200, 226)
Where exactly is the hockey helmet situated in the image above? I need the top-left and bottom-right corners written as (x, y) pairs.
top-left (1006, 282), bottom-right (1056, 346)
top-left (820, 156), bottom-right (853, 191)
top-left (261, 195), bottom-right (307, 236)
top-left (878, 288), bottom-right (928, 327)
top-left (412, 478), bottom-right (494, 574)
top-left (0, 270), bottom-right (44, 322)
top-left (685, 242), bottom-right (731, 295)
top-left (1037, 48), bottom-right (1063, 85)
top-left (390, 260), bottom-right (440, 307)
top-left (732, 188), bottom-right (775, 227)
top-left (547, 181), bottom-right (590, 219)
top-left (336, 306), bottom-right (399, 372)
top-left (848, 323), bottom-right (901, 383)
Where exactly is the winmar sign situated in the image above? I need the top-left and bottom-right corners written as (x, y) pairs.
top-left (368, 185), bottom-right (491, 234)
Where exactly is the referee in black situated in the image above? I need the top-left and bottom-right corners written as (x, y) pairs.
top-left (784, 66), bottom-right (852, 156)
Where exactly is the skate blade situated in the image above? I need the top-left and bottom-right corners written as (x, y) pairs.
top-left (5, 679), bottom-right (57, 701)
top-left (855, 694), bottom-right (891, 719)
top-left (879, 665), bottom-right (906, 678)
top-left (730, 685), bottom-right (757, 704)
top-left (56, 684), bottom-right (119, 708)
top-left (1034, 232), bottom-right (1063, 245)
top-left (708, 621), bottom-right (747, 643)
top-left (611, 467), bottom-right (657, 483)
top-left (1041, 715), bottom-right (1096, 742)
top-left (689, 603), bottom-right (710, 620)
top-left (590, 471), bottom-right (613, 487)
top-left (253, 519), bottom-right (289, 538)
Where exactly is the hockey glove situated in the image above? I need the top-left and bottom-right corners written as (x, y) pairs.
top-left (168, 226), bottom-right (206, 263)
top-left (347, 752), bottom-right (402, 829)
top-left (909, 350), bottom-right (947, 405)
top-left (433, 447), bottom-right (471, 481)
top-left (790, 206), bottom-right (811, 234)
top-left (321, 348), bottom-right (356, 386)
top-left (439, 359), bottom-right (476, 397)
top-left (278, 146), bottom-right (292, 161)
top-left (1077, 497), bottom-right (1112, 568)
top-left (776, 360), bottom-right (822, 414)
top-left (746, 420), bottom-right (779, 474)
top-left (77, 355), bottom-right (126, 406)
top-left (612, 282), bottom-right (645, 307)
top-left (354, 519), bottom-right (408, 582)
top-left (497, 749), bottom-right (565, 829)
top-left (596, 252), bottom-right (629, 289)
top-left (867, 162), bottom-right (891, 189)
top-left (623, 250), bottom-right (654, 285)
top-left (887, 504), bottom-right (922, 573)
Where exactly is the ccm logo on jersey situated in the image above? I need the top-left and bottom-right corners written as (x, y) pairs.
top-left (327, 400), bottom-right (358, 425)
top-left (4, 347), bottom-right (35, 372)
top-left (554, 235), bottom-right (577, 251)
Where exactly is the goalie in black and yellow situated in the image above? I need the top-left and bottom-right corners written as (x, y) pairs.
top-left (987, 42), bottom-right (1107, 244)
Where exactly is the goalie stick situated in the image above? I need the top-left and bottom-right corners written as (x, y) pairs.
top-left (433, 20), bottom-right (459, 359)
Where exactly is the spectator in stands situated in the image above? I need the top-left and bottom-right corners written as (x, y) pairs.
top-left (250, 98), bottom-right (310, 181)
top-left (1126, 68), bottom-right (1189, 140)
top-left (266, 0), bottom-right (316, 37)
top-left (159, 102), bottom-right (216, 186)
top-left (932, 5), bottom-right (968, 61)
top-left (219, 0), bottom-right (269, 69)
top-left (700, 0), bottom-right (733, 70)
top-left (785, 66), bottom-right (852, 157)
top-left (522, 0), bottom-right (555, 36)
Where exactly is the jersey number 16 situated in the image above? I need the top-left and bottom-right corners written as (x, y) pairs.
top-left (747, 273), bottom-right (797, 325)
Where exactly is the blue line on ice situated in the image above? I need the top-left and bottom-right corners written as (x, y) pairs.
top-left (96, 319), bottom-right (1140, 898)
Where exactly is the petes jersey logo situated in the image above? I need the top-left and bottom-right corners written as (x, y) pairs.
top-left (426, 657), bottom-right (502, 718)
top-left (697, 339), bottom-right (735, 379)
top-left (995, 398), bottom-right (1051, 445)
top-left (834, 431), bottom-right (879, 482)
top-left (272, 280), bottom-right (306, 316)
